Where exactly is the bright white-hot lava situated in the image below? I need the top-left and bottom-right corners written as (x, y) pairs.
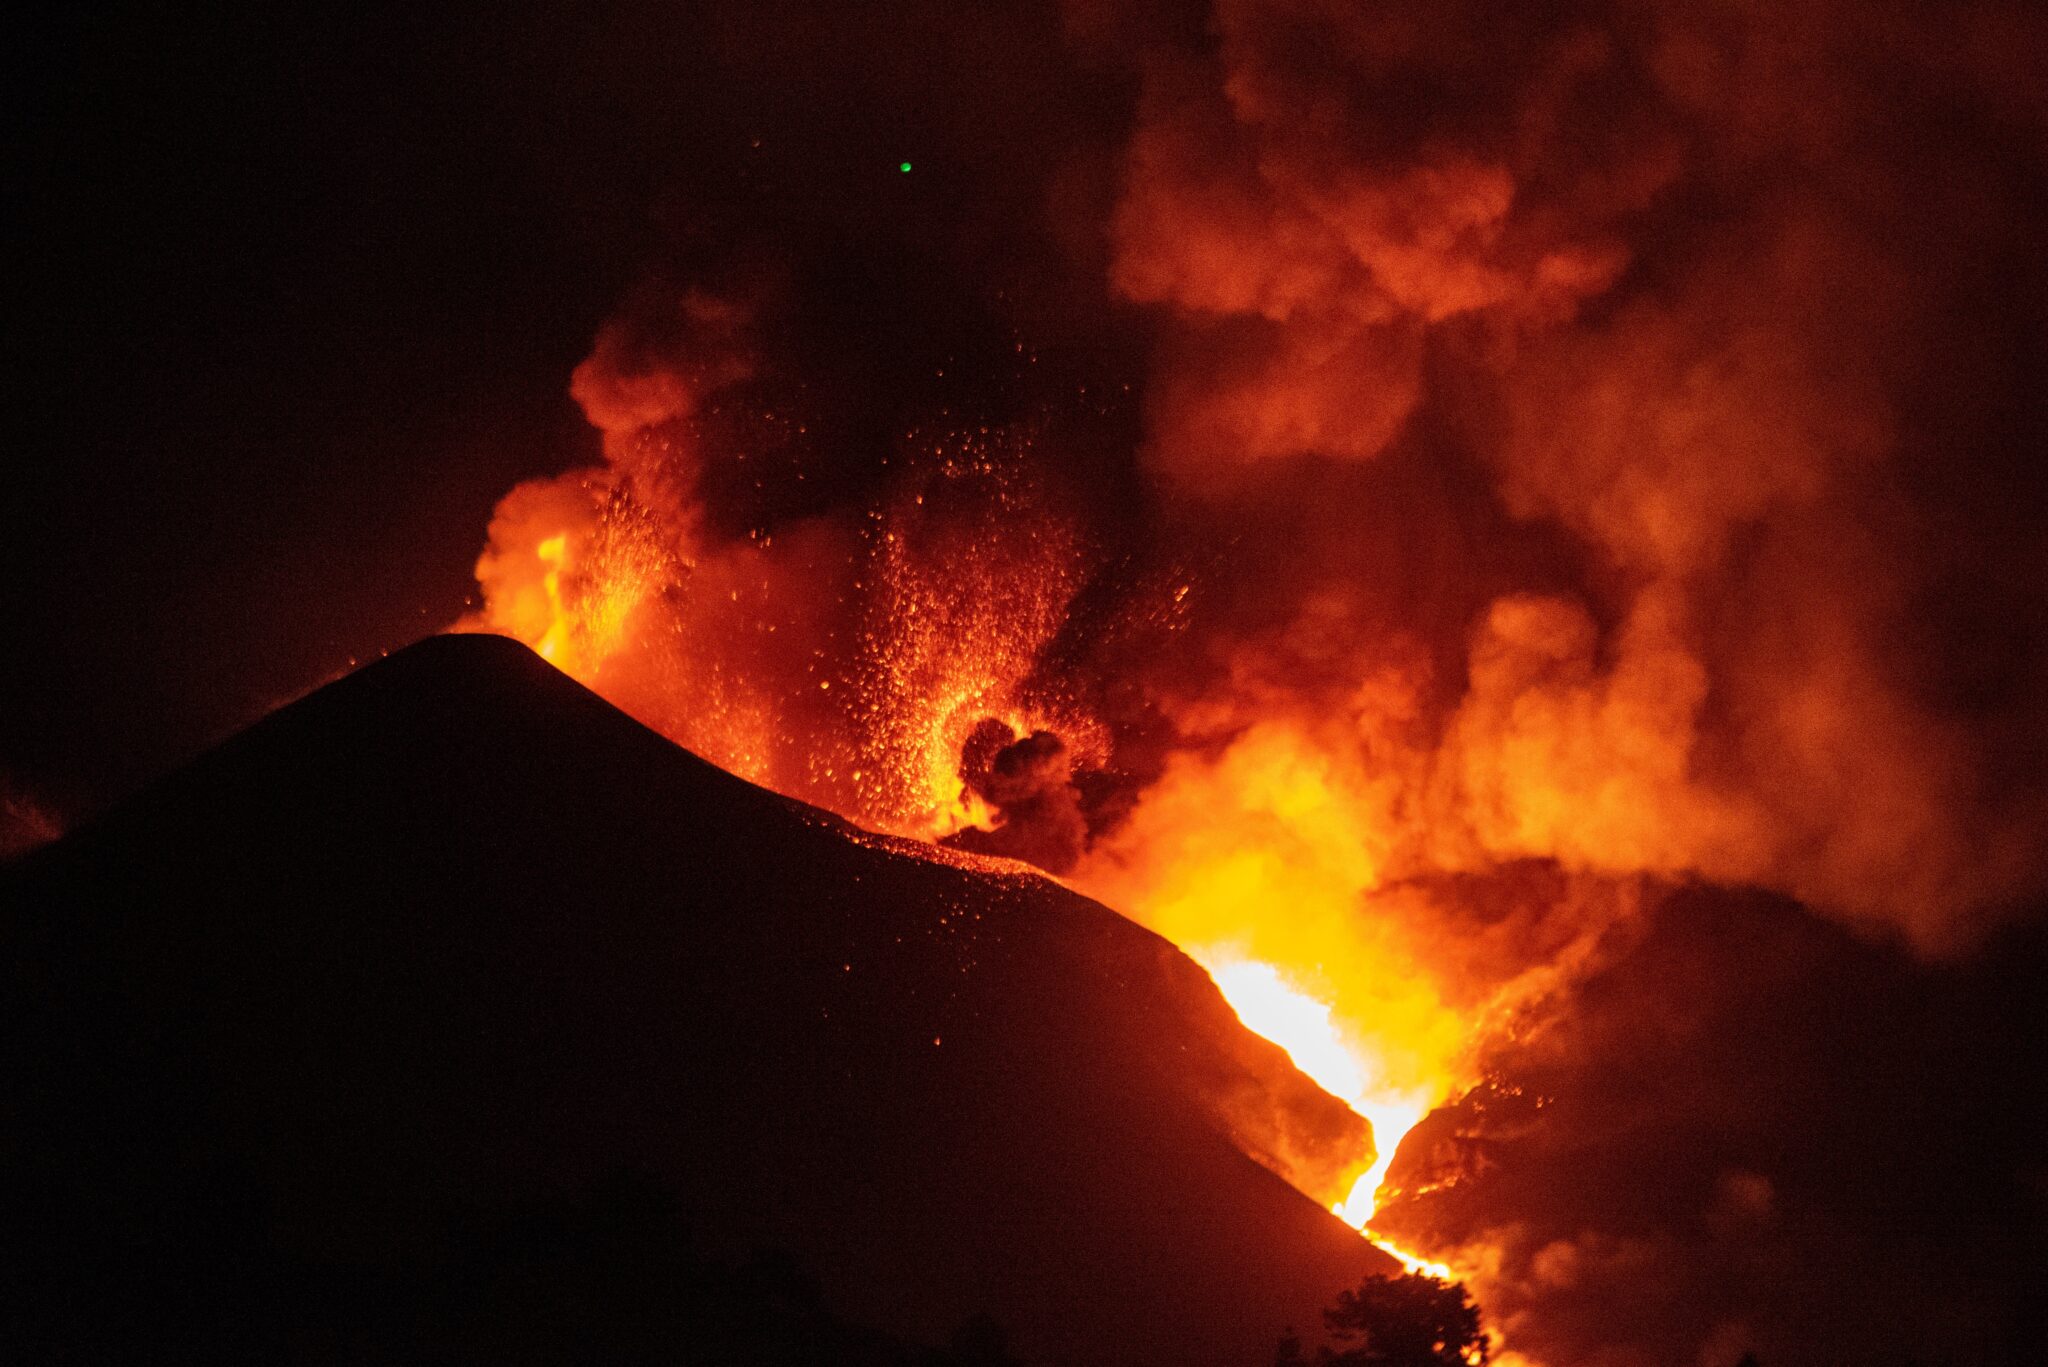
top-left (1203, 957), bottom-right (1457, 1278)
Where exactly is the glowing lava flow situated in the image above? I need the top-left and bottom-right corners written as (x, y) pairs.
top-left (1205, 958), bottom-right (1456, 1279)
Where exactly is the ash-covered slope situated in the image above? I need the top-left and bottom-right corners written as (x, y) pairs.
top-left (2, 633), bottom-right (1390, 1365)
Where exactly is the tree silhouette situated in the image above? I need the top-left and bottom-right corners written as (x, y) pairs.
top-left (1281, 1272), bottom-right (1489, 1367)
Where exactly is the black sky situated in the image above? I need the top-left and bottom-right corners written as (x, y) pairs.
top-left (6, 3), bottom-right (614, 812)
top-left (3, 0), bottom-right (1113, 819)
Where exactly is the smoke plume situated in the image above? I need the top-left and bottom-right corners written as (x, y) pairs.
top-left (1079, 0), bottom-right (2047, 950)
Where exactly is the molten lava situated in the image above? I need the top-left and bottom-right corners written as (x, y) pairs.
top-left (1202, 960), bottom-right (1458, 1278)
top-left (1206, 962), bottom-right (1430, 1220)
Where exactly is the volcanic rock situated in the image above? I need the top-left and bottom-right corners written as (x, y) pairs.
top-left (1, 633), bottom-right (1390, 1365)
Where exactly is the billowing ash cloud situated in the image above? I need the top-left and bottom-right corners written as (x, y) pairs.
top-left (460, 1), bottom-right (2048, 1361)
top-left (1077, 0), bottom-right (2048, 950)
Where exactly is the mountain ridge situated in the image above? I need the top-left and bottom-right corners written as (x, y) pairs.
top-left (3, 632), bottom-right (1393, 1365)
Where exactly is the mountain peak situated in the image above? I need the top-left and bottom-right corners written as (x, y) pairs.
top-left (5, 634), bottom-right (1389, 1365)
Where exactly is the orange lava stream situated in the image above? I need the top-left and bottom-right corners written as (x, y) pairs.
top-left (1203, 958), bottom-right (1458, 1279)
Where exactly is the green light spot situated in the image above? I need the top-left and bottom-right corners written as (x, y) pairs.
top-left (899, 161), bottom-right (913, 173)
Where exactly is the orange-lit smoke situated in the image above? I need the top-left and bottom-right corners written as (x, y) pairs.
top-left (1079, 0), bottom-right (2044, 956)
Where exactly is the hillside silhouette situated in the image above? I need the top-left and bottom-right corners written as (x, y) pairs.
top-left (2, 633), bottom-right (1393, 1364)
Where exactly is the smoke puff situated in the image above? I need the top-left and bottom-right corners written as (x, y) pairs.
top-left (944, 722), bottom-right (1091, 873)
top-left (569, 289), bottom-right (757, 443)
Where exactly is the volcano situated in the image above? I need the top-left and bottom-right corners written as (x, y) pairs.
top-left (1, 633), bottom-right (1392, 1365)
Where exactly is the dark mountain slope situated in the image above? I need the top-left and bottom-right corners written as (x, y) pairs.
top-left (2, 633), bottom-right (1390, 1365)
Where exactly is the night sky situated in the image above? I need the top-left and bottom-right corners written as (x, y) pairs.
top-left (4, 0), bottom-right (1107, 816)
